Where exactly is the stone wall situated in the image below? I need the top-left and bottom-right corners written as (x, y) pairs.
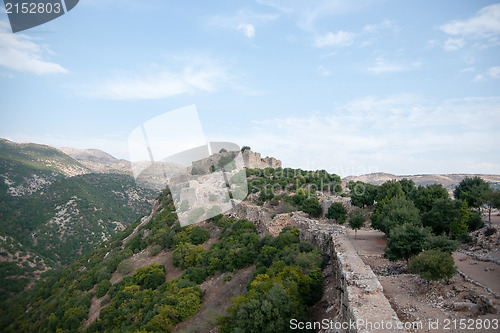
top-left (232, 202), bottom-right (407, 332)
top-left (242, 150), bottom-right (281, 169)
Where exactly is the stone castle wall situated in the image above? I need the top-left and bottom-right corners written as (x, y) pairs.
top-left (242, 150), bottom-right (281, 169)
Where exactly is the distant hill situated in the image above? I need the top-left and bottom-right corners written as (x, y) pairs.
top-left (58, 146), bottom-right (186, 191)
top-left (0, 139), bottom-right (157, 298)
top-left (343, 172), bottom-right (500, 193)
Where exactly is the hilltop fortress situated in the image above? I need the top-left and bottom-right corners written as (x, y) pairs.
top-left (189, 149), bottom-right (281, 174)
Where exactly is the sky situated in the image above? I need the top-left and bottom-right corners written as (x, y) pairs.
top-left (0, 0), bottom-right (499, 177)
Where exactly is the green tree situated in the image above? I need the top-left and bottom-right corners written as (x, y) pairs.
top-left (412, 184), bottom-right (449, 213)
top-left (421, 198), bottom-right (460, 235)
top-left (240, 146), bottom-right (251, 152)
top-left (133, 263), bottom-right (166, 289)
top-left (301, 197), bottom-right (322, 217)
top-left (371, 195), bottom-right (421, 234)
top-left (376, 180), bottom-right (404, 202)
top-left (326, 202), bottom-right (347, 224)
top-left (348, 209), bottom-right (365, 239)
top-left (96, 279), bottom-right (111, 298)
top-left (424, 234), bottom-right (458, 254)
top-left (482, 190), bottom-right (500, 225)
top-left (385, 223), bottom-right (427, 267)
top-left (348, 181), bottom-right (377, 208)
top-left (454, 176), bottom-right (492, 208)
top-left (410, 249), bottom-right (456, 283)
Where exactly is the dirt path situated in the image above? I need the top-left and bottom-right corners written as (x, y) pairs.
top-left (346, 223), bottom-right (500, 332)
top-left (346, 228), bottom-right (387, 255)
top-left (174, 266), bottom-right (255, 333)
top-left (453, 252), bottom-right (500, 295)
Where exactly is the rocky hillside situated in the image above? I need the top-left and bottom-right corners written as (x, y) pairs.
top-left (0, 140), bottom-right (157, 299)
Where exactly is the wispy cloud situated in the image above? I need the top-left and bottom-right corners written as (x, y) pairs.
top-left (440, 4), bottom-right (500, 39)
top-left (83, 56), bottom-right (232, 100)
top-left (223, 95), bottom-right (500, 176)
top-left (0, 21), bottom-right (67, 75)
top-left (317, 65), bottom-right (331, 76)
top-left (473, 65), bottom-right (500, 82)
top-left (206, 9), bottom-right (278, 38)
top-left (487, 66), bottom-right (500, 79)
top-left (256, 0), bottom-right (375, 31)
top-left (362, 19), bottom-right (397, 34)
top-left (237, 23), bottom-right (256, 38)
top-left (367, 57), bottom-right (421, 74)
top-left (314, 31), bottom-right (355, 47)
top-left (443, 38), bottom-right (465, 51)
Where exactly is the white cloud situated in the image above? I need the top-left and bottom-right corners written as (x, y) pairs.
top-left (0, 20), bottom-right (67, 75)
top-left (367, 57), bottom-right (421, 74)
top-left (362, 19), bottom-right (397, 34)
top-left (440, 4), bottom-right (500, 39)
top-left (221, 95), bottom-right (500, 176)
top-left (314, 30), bottom-right (355, 47)
top-left (256, 0), bottom-right (375, 31)
top-left (206, 9), bottom-right (277, 38)
top-left (487, 66), bottom-right (500, 79)
top-left (443, 38), bottom-right (465, 51)
top-left (317, 65), bottom-right (331, 76)
top-left (474, 74), bottom-right (485, 82)
top-left (84, 56), bottom-right (232, 100)
top-left (237, 23), bottom-right (255, 38)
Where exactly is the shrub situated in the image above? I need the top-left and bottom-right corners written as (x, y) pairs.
top-left (325, 202), bottom-right (347, 224)
top-left (96, 279), bottom-right (111, 298)
top-left (133, 264), bottom-right (166, 289)
top-left (117, 259), bottom-right (133, 275)
top-left (410, 249), bottom-right (456, 282)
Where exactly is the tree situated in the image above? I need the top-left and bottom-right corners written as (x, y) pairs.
top-left (371, 195), bottom-right (421, 234)
top-left (376, 180), bottom-right (404, 202)
top-left (301, 197), bottom-right (322, 217)
top-left (240, 146), bottom-right (251, 152)
top-left (410, 249), bottom-right (456, 283)
top-left (482, 190), bottom-right (500, 225)
top-left (412, 184), bottom-right (449, 213)
top-left (133, 264), bottom-right (166, 289)
top-left (326, 202), bottom-right (347, 224)
top-left (454, 176), bottom-right (492, 208)
top-left (348, 181), bottom-right (377, 208)
top-left (424, 234), bottom-right (458, 253)
top-left (385, 223), bottom-right (428, 267)
top-left (421, 198), bottom-right (460, 235)
top-left (348, 210), bottom-right (365, 239)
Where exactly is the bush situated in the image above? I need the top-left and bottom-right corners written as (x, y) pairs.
top-left (96, 279), bottom-right (111, 298)
top-left (301, 197), bottom-right (322, 217)
top-left (117, 259), bottom-right (133, 275)
top-left (150, 245), bottom-right (162, 257)
top-left (424, 234), bottom-right (458, 253)
top-left (133, 264), bottom-right (166, 289)
top-left (325, 202), bottom-right (347, 223)
top-left (410, 250), bottom-right (456, 282)
top-left (189, 226), bottom-right (210, 245)
top-left (385, 224), bottom-right (427, 267)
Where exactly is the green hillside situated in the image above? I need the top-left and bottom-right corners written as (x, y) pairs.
top-left (0, 140), bottom-right (157, 299)
top-left (0, 186), bottom-right (325, 332)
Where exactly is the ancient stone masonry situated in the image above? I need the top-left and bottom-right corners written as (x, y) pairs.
top-left (189, 150), bottom-right (281, 175)
top-left (242, 150), bottom-right (281, 169)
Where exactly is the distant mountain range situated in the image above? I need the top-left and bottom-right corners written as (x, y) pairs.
top-left (343, 172), bottom-right (500, 193)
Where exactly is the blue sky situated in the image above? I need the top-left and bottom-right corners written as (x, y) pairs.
top-left (0, 0), bottom-right (499, 177)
